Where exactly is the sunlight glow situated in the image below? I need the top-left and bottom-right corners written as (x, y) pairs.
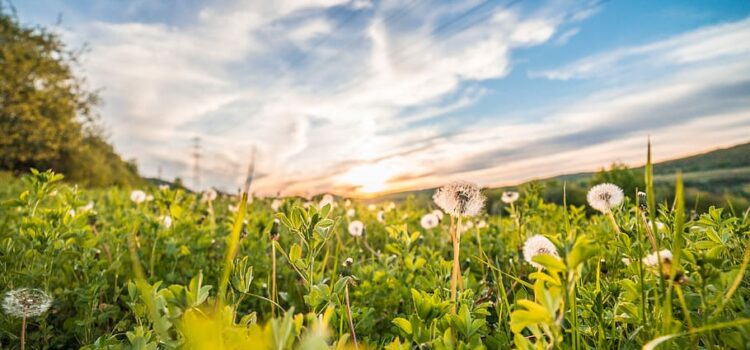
top-left (338, 163), bottom-right (400, 195)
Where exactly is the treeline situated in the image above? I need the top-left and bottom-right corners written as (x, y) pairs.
top-left (0, 8), bottom-right (141, 187)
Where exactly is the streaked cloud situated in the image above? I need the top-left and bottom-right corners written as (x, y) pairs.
top-left (17, 0), bottom-right (750, 196)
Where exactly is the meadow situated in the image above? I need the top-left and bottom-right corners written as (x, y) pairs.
top-left (0, 146), bottom-right (749, 350)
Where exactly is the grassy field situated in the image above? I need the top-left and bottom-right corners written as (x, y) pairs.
top-left (1, 146), bottom-right (750, 350)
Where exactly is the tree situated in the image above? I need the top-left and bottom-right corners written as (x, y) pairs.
top-left (0, 7), bottom-right (140, 186)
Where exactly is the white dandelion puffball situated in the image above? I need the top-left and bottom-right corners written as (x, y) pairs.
top-left (377, 211), bottom-right (385, 222)
top-left (130, 190), bottom-right (147, 204)
top-left (3, 288), bottom-right (52, 318)
top-left (319, 194), bottom-right (335, 208)
top-left (202, 189), bottom-right (218, 202)
top-left (80, 201), bottom-right (95, 213)
top-left (587, 183), bottom-right (624, 213)
top-left (476, 220), bottom-right (487, 229)
top-left (433, 181), bottom-right (486, 217)
top-left (228, 204), bottom-right (238, 213)
top-left (522, 235), bottom-right (560, 269)
top-left (348, 220), bottom-right (364, 237)
top-left (367, 204), bottom-right (376, 211)
top-left (162, 216), bottom-right (173, 229)
top-left (346, 208), bottom-right (356, 217)
top-left (159, 184), bottom-right (169, 191)
top-left (145, 194), bottom-right (154, 202)
top-left (642, 249), bottom-right (673, 268)
top-left (420, 213), bottom-right (439, 229)
top-left (271, 199), bottom-right (282, 212)
top-left (432, 209), bottom-right (444, 221)
top-left (501, 191), bottom-right (520, 204)
top-left (67, 209), bottom-right (76, 217)
top-left (385, 202), bottom-right (396, 212)
top-left (345, 199), bottom-right (352, 208)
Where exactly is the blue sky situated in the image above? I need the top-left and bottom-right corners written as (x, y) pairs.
top-left (14, 0), bottom-right (750, 196)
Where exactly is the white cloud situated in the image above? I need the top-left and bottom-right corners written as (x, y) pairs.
top-left (534, 17), bottom-right (750, 80)
top-left (49, 0), bottom-right (750, 196)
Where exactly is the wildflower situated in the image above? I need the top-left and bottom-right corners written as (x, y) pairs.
top-left (130, 190), bottom-right (147, 204)
top-left (501, 191), bottom-right (519, 204)
top-left (319, 194), bottom-right (335, 208)
top-left (642, 249), bottom-right (672, 268)
top-left (385, 202), bottom-right (396, 212)
top-left (270, 218), bottom-right (280, 240)
top-left (622, 257), bottom-right (632, 266)
top-left (348, 220), bottom-right (364, 237)
top-left (344, 257), bottom-right (354, 267)
top-left (145, 194), bottom-right (154, 202)
top-left (3, 289), bottom-right (52, 318)
top-left (433, 181), bottom-right (486, 217)
top-left (476, 220), bottom-right (487, 229)
top-left (67, 209), bottom-right (76, 217)
top-left (202, 189), bottom-right (218, 202)
top-left (460, 220), bottom-right (474, 232)
top-left (420, 213), bottom-right (439, 229)
top-left (522, 235), bottom-right (560, 270)
top-left (367, 204), bottom-right (376, 211)
top-left (271, 199), bottom-right (282, 212)
top-left (587, 183), bottom-right (624, 213)
top-left (346, 208), bottom-right (356, 217)
top-left (432, 209), bottom-right (444, 221)
top-left (79, 201), bottom-right (95, 213)
top-left (376, 211), bottom-right (385, 222)
top-left (162, 216), bottom-right (173, 229)
top-left (228, 204), bottom-right (238, 213)
top-left (345, 199), bottom-right (352, 208)
top-left (159, 184), bottom-right (169, 191)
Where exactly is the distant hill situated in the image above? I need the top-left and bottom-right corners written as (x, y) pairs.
top-left (374, 142), bottom-right (750, 212)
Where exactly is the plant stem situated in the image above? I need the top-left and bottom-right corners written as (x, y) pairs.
top-left (606, 211), bottom-right (622, 236)
top-left (271, 241), bottom-right (277, 318)
top-left (450, 215), bottom-right (462, 314)
top-left (344, 283), bottom-right (359, 350)
top-left (21, 314), bottom-right (26, 350)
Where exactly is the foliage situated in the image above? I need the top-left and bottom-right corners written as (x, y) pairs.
top-left (0, 9), bottom-right (140, 187)
top-left (0, 167), bottom-right (749, 349)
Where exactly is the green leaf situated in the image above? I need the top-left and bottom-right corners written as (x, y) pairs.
top-left (392, 318), bottom-right (412, 335)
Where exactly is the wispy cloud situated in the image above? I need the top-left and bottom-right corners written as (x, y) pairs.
top-left (29, 1), bottom-right (750, 196)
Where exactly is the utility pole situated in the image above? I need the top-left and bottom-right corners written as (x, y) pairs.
top-left (192, 137), bottom-right (201, 190)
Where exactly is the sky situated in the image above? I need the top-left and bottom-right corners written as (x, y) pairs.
top-left (13, 0), bottom-right (750, 197)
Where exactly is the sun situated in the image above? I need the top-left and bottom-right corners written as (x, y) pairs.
top-left (338, 163), bottom-right (398, 195)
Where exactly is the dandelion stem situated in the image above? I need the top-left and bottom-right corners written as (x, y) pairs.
top-left (606, 211), bottom-right (622, 236)
top-left (450, 215), bottom-right (461, 314)
top-left (344, 282), bottom-right (359, 350)
top-left (21, 314), bottom-right (26, 350)
top-left (271, 242), bottom-right (277, 318)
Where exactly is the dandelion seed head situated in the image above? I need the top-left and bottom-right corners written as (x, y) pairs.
top-left (501, 191), bottom-right (519, 204)
top-left (346, 209), bottom-right (356, 217)
top-left (319, 194), bottom-right (335, 209)
top-left (432, 181), bottom-right (485, 217)
top-left (348, 220), bottom-right (364, 237)
top-left (420, 213), bottom-right (439, 229)
top-left (201, 189), bottom-right (217, 202)
top-left (130, 190), bottom-right (147, 204)
top-left (2, 289), bottom-right (52, 318)
top-left (162, 216), bottom-right (173, 229)
top-left (476, 220), bottom-right (487, 229)
top-left (642, 249), bottom-right (672, 268)
top-left (271, 199), bottom-right (282, 212)
top-left (344, 257), bottom-right (354, 266)
top-left (367, 204), bottom-right (376, 211)
top-left (432, 209), bottom-right (444, 221)
top-left (376, 211), bottom-right (385, 222)
top-left (522, 235), bottom-right (559, 269)
top-left (587, 183), bottom-right (624, 213)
